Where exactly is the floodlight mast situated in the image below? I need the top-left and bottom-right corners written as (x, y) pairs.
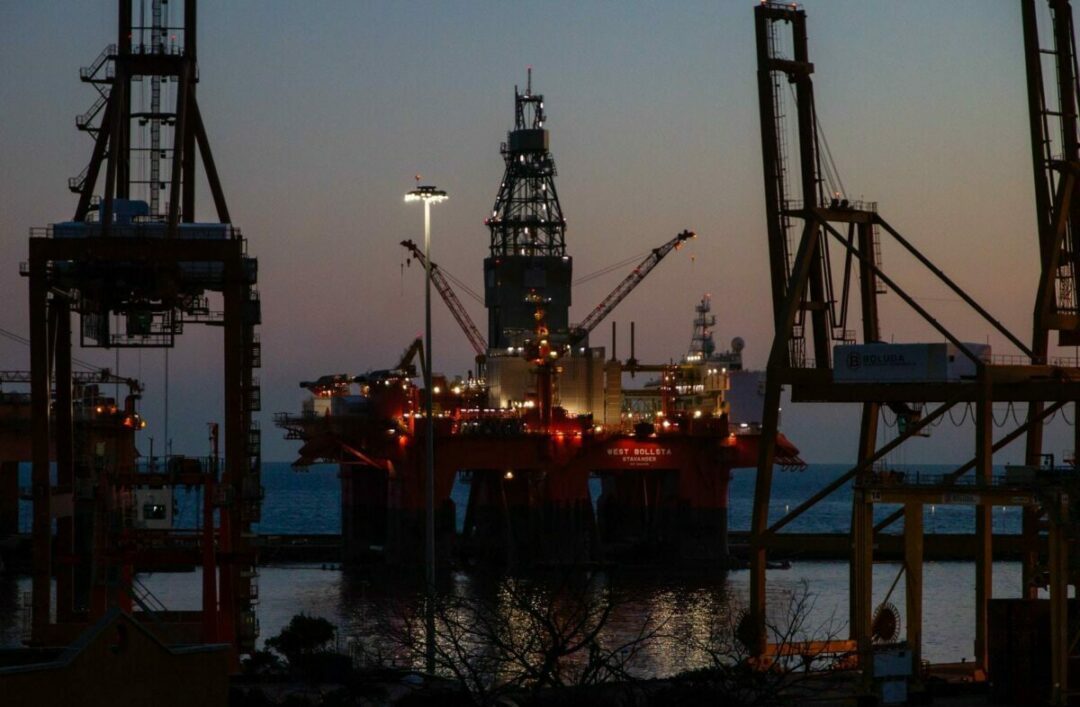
top-left (404, 181), bottom-right (447, 675)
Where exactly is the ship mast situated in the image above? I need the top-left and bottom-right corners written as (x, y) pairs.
top-left (688, 295), bottom-right (716, 360)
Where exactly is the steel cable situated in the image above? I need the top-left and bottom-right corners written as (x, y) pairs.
top-left (0, 326), bottom-right (100, 371)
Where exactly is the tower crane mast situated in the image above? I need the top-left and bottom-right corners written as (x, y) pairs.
top-left (401, 239), bottom-right (488, 358)
top-left (570, 230), bottom-right (696, 344)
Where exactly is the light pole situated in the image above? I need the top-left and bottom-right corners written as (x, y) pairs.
top-left (405, 181), bottom-right (447, 674)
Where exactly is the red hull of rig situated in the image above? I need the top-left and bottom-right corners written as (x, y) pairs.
top-left (278, 364), bottom-right (803, 566)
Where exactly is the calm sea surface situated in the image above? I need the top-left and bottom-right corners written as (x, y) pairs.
top-left (8, 461), bottom-right (1027, 536)
top-left (0, 462), bottom-right (1035, 669)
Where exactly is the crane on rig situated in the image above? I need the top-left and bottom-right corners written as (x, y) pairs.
top-left (403, 230), bottom-right (696, 361)
top-left (569, 229), bottom-right (696, 344)
top-left (400, 240), bottom-right (488, 365)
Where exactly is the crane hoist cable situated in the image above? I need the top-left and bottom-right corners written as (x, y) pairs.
top-left (790, 82), bottom-right (847, 202)
top-left (441, 268), bottom-right (484, 305)
top-left (569, 230), bottom-right (697, 345)
top-left (400, 246), bottom-right (483, 305)
top-left (400, 240), bottom-right (488, 358)
top-left (0, 325), bottom-right (101, 371)
top-left (573, 250), bottom-right (650, 286)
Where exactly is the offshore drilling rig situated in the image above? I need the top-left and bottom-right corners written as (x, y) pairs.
top-left (277, 71), bottom-right (805, 568)
top-left (18, 0), bottom-right (262, 667)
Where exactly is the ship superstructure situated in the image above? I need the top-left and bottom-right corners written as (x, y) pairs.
top-left (676, 294), bottom-right (767, 426)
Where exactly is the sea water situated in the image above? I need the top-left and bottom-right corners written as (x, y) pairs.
top-left (0, 463), bottom-right (1032, 668)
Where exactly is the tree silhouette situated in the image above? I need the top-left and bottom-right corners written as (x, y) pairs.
top-left (266, 613), bottom-right (337, 668)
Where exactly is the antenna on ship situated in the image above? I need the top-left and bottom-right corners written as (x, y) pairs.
top-left (689, 294), bottom-right (716, 359)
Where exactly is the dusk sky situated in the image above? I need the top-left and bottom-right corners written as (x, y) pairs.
top-left (0, 1), bottom-right (1070, 464)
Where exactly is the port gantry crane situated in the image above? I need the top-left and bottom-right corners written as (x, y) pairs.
top-left (25, 0), bottom-right (262, 667)
top-left (750, 2), bottom-right (1080, 700)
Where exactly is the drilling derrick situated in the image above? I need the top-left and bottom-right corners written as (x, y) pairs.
top-left (484, 69), bottom-right (572, 351)
top-left (25, 0), bottom-right (261, 665)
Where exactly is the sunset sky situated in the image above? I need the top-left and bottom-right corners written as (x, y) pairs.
top-left (0, 1), bottom-right (1070, 464)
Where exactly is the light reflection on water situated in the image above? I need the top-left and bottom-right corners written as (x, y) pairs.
top-left (0, 465), bottom-right (1034, 675)
top-left (0, 560), bottom-right (1027, 674)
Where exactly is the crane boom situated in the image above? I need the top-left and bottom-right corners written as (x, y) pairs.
top-left (401, 240), bottom-right (488, 357)
top-left (0, 368), bottom-right (142, 393)
top-left (570, 229), bottom-right (696, 344)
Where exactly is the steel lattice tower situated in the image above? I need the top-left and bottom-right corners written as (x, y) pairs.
top-left (484, 70), bottom-right (573, 350)
top-left (486, 69), bottom-right (567, 258)
top-left (26, 0), bottom-right (261, 665)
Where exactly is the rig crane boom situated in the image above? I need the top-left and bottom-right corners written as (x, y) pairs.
top-left (401, 240), bottom-right (488, 358)
top-left (570, 229), bottom-right (696, 344)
